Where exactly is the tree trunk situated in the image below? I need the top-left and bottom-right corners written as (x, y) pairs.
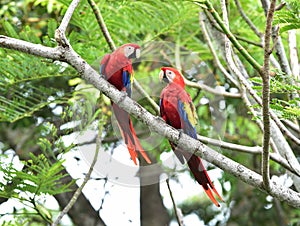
top-left (139, 160), bottom-right (170, 226)
top-left (54, 168), bottom-right (106, 226)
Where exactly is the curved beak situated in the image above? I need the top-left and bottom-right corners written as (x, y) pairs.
top-left (128, 48), bottom-right (141, 59)
top-left (159, 70), bottom-right (164, 82)
top-left (135, 48), bottom-right (140, 59)
top-left (159, 70), bottom-right (169, 83)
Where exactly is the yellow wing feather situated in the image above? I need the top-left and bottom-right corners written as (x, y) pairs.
top-left (183, 102), bottom-right (198, 126)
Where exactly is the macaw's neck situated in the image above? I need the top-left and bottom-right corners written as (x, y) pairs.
top-left (105, 54), bottom-right (132, 77)
top-left (167, 81), bottom-right (185, 90)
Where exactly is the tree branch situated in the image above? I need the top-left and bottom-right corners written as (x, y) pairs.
top-left (52, 103), bottom-right (106, 226)
top-left (233, 0), bottom-right (263, 37)
top-left (203, 9), bottom-right (263, 48)
top-left (197, 0), bottom-right (263, 75)
top-left (282, 119), bottom-right (300, 134)
top-left (226, 0), bottom-right (282, 71)
top-left (261, 0), bottom-right (277, 190)
top-left (1, 19), bottom-right (300, 210)
top-left (198, 134), bottom-right (299, 176)
top-left (206, 0), bottom-right (300, 175)
top-left (260, 0), bottom-right (292, 76)
top-left (199, 11), bottom-right (240, 87)
top-left (55, 0), bottom-right (80, 47)
top-left (166, 178), bottom-right (184, 226)
top-left (184, 79), bottom-right (241, 98)
top-left (288, 30), bottom-right (300, 81)
top-left (133, 80), bottom-right (160, 114)
top-left (87, 0), bottom-right (116, 51)
top-left (219, 0), bottom-right (300, 178)
top-left (0, 35), bottom-right (61, 59)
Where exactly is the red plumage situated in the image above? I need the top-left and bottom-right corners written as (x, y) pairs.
top-left (159, 67), bottom-right (223, 207)
top-left (100, 44), bottom-right (151, 165)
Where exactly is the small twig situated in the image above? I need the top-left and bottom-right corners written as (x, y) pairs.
top-left (55, 0), bottom-right (80, 47)
top-left (232, 34), bottom-right (263, 48)
top-left (197, 1), bottom-right (263, 75)
top-left (133, 79), bottom-right (160, 114)
top-left (198, 134), bottom-right (300, 176)
top-left (184, 79), bottom-right (241, 98)
top-left (261, 0), bottom-right (277, 191)
top-left (166, 178), bottom-right (184, 226)
top-left (233, 0), bottom-right (263, 37)
top-left (240, 89), bottom-right (280, 155)
top-left (203, 10), bottom-right (263, 48)
top-left (58, 0), bottom-right (79, 34)
top-left (159, 49), bottom-right (241, 98)
top-left (220, 0), bottom-right (282, 71)
top-left (282, 119), bottom-right (300, 134)
top-left (260, 0), bottom-right (293, 76)
top-left (288, 30), bottom-right (300, 81)
top-left (52, 104), bottom-right (105, 226)
top-left (270, 26), bottom-right (280, 53)
top-left (87, 0), bottom-right (116, 51)
top-left (199, 12), bottom-right (240, 87)
top-left (271, 112), bottom-right (300, 146)
top-left (275, 2), bottom-right (286, 11)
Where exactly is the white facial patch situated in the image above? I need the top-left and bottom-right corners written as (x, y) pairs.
top-left (166, 70), bottom-right (175, 82)
top-left (124, 46), bottom-right (135, 58)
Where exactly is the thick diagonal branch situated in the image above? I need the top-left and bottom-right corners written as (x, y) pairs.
top-left (1, 36), bottom-right (300, 208)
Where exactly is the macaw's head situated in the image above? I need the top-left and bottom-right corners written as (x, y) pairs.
top-left (159, 67), bottom-right (185, 88)
top-left (117, 43), bottom-right (141, 59)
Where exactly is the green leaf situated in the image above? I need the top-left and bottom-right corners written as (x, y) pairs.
top-left (2, 20), bottom-right (19, 38)
top-left (47, 19), bottom-right (58, 39)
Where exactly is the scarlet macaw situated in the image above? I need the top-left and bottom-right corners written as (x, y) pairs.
top-left (100, 43), bottom-right (151, 165)
top-left (159, 67), bottom-right (223, 207)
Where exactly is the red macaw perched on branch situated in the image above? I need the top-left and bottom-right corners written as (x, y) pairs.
top-left (159, 67), bottom-right (223, 207)
top-left (100, 43), bottom-right (151, 165)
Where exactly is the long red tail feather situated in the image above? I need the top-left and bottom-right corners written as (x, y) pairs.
top-left (112, 104), bottom-right (151, 165)
top-left (185, 154), bottom-right (223, 207)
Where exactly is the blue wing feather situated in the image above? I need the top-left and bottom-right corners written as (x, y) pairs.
top-left (178, 99), bottom-right (197, 139)
top-left (100, 64), bottom-right (104, 76)
top-left (122, 70), bottom-right (132, 97)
